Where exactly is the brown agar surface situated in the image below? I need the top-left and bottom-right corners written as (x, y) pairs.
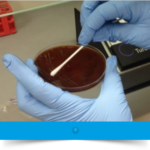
top-left (34, 45), bottom-right (106, 92)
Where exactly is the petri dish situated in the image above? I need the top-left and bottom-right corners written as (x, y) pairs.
top-left (34, 43), bottom-right (106, 92)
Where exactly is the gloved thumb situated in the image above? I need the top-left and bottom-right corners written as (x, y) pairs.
top-left (100, 56), bottom-right (124, 94)
top-left (26, 59), bottom-right (38, 73)
top-left (93, 23), bottom-right (150, 49)
top-left (97, 56), bottom-right (133, 121)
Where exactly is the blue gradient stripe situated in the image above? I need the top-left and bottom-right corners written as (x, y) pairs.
top-left (0, 122), bottom-right (149, 140)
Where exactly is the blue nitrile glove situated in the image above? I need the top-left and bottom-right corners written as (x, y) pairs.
top-left (79, 1), bottom-right (150, 49)
top-left (2, 54), bottom-right (132, 121)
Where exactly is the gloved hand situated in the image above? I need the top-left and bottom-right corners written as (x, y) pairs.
top-left (2, 54), bottom-right (132, 121)
top-left (79, 1), bottom-right (150, 49)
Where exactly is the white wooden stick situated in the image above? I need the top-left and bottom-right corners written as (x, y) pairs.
top-left (50, 46), bottom-right (84, 76)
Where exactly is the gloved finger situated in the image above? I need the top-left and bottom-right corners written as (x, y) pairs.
top-left (16, 82), bottom-right (54, 121)
top-left (80, 1), bottom-right (102, 27)
top-left (78, 1), bottom-right (131, 46)
top-left (96, 56), bottom-right (132, 121)
top-left (15, 60), bottom-right (55, 121)
top-left (2, 54), bottom-right (64, 108)
top-left (100, 56), bottom-right (124, 95)
top-left (93, 23), bottom-right (150, 49)
top-left (26, 58), bottom-right (38, 73)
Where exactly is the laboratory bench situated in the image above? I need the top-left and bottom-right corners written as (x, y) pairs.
top-left (0, 1), bottom-right (150, 121)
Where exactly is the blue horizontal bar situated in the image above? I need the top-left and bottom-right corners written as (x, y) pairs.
top-left (0, 122), bottom-right (149, 140)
